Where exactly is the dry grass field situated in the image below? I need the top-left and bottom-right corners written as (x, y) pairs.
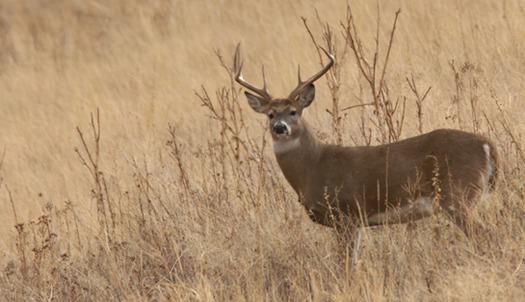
top-left (0, 0), bottom-right (524, 300)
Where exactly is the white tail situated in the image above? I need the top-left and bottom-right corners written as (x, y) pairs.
top-left (233, 44), bottom-right (499, 235)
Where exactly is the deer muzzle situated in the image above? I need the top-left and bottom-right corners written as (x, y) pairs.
top-left (273, 122), bottom-right (289, 136)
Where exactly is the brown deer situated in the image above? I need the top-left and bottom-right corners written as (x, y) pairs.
top-left (233, 43), bottom-right (499, 236)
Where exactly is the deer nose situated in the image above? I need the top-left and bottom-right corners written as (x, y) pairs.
top-left (273, 122), bottom-right (288, 135)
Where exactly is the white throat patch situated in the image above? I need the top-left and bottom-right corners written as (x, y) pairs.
top-left (273, 138), bottom-right (300, 154)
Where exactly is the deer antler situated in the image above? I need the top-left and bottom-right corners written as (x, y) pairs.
top-left (233, 43), bottom-right (273, 101)
top-left (288, 46), bottom-right (335, 101)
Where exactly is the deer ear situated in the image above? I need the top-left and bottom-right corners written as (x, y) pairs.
top-left (298, 84), bottom-right (315, 108)
top-left (245, 91), bottom-right (268, 113)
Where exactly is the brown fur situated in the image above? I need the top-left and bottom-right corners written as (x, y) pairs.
top-left (275, 122), bottom-right (499, 230)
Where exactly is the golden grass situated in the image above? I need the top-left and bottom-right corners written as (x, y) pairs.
top-left (0, 0), bottom-right (524, 300)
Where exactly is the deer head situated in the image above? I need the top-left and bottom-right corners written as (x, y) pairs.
top-left (233, 43), bottom-right (334, 142)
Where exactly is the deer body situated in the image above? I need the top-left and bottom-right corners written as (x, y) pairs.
top-left (233, 44), bottom-right (499, 233)
top-left (274, 124), bottom-right (497, 228)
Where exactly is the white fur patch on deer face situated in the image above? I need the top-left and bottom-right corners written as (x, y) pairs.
top-left (271, 120), bottom-right (291, 138)
top-left (267, 104), bottom-right (300, 141)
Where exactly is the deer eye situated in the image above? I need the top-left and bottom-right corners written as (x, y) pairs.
top-left (290, 110), bottom-right (297, 116)
top-left (268, 113), bottom-right (274, 119)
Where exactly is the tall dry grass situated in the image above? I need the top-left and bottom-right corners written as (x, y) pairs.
top-left (0, 0), bottom-right (524, 300)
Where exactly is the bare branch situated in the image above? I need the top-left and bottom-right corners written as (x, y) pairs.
top-left (377, 9), bottom-right (401, 99)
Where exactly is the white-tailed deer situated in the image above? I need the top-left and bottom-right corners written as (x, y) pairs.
top-left (233, 44), bottom-right (499, 236)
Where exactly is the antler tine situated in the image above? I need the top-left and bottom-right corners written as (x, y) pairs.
top-left (233, 43), bottom-right (273, 101)
top-left (262, 65), bottom-right (268, 91)
top-left (233, 43), bottom-right (243, 78)
top-left (288, 46), bottom-right (335, 101)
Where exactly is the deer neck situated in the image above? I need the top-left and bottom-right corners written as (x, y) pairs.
top-left (272, 122), bottom-right (322, 193)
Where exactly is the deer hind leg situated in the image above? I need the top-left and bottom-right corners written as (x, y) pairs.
top-left (441, 204), bottom-right (471, 237)
top-left (440, 156), bottom-right (497, 237)
top-left (439, 187), bottom-right (481, 237)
